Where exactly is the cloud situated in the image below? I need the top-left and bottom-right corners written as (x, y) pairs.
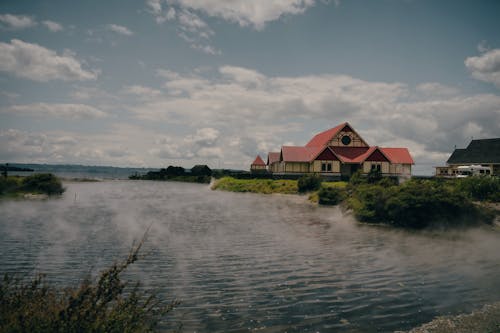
top-left (150, 127), bottom-right (221, 160)
top-left (0, 13), bottom-right (37, 30)
top-left (415, 82), bottom-right (459, 97)
top-left (123, 65), bottom-right (499, 172)
top-left (121, 85), bottom-right (162, 99)
top-left (146, 0), bottom-right (322, 53)
top-left (106, 23), bottom-right (134, 36)
top-left (465, 48), bottom-right (500, 88)
top-left (42, 20), bottom-right (63, 32)
top-left (0, 39), bottom-right (99, 82)
top-left (0, 126), bottom-right (145, 166)
top-left (3, 103), bottom-right (108, 119)
top-left (169, 0), bottom-right (316, 30)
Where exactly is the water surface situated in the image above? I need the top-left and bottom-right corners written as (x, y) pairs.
top-left (1, 180), bottom-right (499, 332)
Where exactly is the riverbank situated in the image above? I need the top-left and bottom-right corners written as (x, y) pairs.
top-left (398, 302), bottom-right (500, 333)
top-left (0, 174), bottom-right (64, 199)
top-left (211, 175), bottom-right (499, 229)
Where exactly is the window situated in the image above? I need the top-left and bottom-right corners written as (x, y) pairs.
top-left (321, 162), bottom-right (332, 172)
top-left (327, 163), bottom-right (332, 172)
top-left (321, 162), bottom-right (327, 172)
top-left (371, 164), bottom-right (381, 172)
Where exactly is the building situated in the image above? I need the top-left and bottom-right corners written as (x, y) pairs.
top-left (435, 138), bottom-right (500, 177)
top-left (264, 122), bottom-right (414, 178)
top-left (250, 155), bottom-right (267, 172)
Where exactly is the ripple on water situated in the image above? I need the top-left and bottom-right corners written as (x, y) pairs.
top-left (1, 181), bottom-right (500, 332)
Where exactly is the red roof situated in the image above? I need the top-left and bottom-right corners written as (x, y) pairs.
top-left (251, 155), bottom-right (266, 166)
top-left (281, 146), bottom-right (323, 162)
top-left (330, 146), bottom-right (372, 163)
top-left (305, 122), bottom-right (347, 147)
top-left (267, 152), bottom-right (280, 165)
top-left (380, 148), bottom-right (414, 164)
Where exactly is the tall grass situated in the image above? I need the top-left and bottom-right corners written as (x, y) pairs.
top-left (0, 233), bottom-right (178, 333)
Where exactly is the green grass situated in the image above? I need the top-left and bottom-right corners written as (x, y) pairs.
top-left (322, 181), bottom-right (348, 189)
top-left (211, 177), bottom-right (298, 194)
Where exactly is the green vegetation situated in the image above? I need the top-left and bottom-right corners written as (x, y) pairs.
top-left (346, 179), bottom-right (493, 228)
top-left (130, 165), bottom-right (211, 184)
top-left (0, 236), bottom-right (177, 333)
top-left (297, 174), bottom-right (322, 193)
top-left (212, 174), bottom-right (498, 229)
top-left (317, 186), bottom-right (345, 205)
top-left (211, 177), bottom-right (298, 194)
top-left (0, 174), bottom-right (64, 198)
top-left (455, 176), bottom-right (500, 202)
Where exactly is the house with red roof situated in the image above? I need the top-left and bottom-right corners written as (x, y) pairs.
top-left (264, 122), bottom-right (414, 178)
top-left (250, 155), bottom-right (267, 172)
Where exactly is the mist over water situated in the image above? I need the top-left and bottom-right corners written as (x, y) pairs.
top-left (1, 181), bottom-right (499, 332)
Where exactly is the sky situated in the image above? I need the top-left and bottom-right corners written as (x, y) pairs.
top-left (0, 0), bottom-right (499, 175)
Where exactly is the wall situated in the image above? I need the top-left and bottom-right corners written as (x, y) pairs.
top-left (311, 160), bottom-right (340, 173)
top-left (283, 162), bottom-right (310, 173)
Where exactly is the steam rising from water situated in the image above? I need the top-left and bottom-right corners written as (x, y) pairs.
top-left (1, 181), bottom-right (499, 332)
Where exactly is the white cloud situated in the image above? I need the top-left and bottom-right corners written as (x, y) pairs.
top-left (106, 23), bottom-right (134, 36)
top-left (42, 20), bottom-right (63, 32)
top-left (3, 103), bottom-right (108, 119)
top-left (0, 13), bottom-right (36, 30)
top-left (146, 0), bottom-right (162, 15)
top-left (415, 82), bottom-right (459, 97)
top-left (465, 48), bottom-right (500, 88)
top-left (121, 85), bottom-right (162, 99)
top-left (170, 0), bottom-right (316, 30)
top-left (124, 65), bottom-right (500, 172)
top-left (0, 39), bottom-right (99, 81)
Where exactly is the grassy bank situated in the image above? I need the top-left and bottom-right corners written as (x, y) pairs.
top-left (0, 174), bottom-right (65, 198)
top-left (212, 174), bottom-right (498, 229)
top-left (211, 177), bottom-right (298, 194)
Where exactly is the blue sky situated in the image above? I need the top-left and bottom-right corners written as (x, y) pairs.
top-left (0, 0), bottom-right (499, 174)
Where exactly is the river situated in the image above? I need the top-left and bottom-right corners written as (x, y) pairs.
top-left (1, 180), bottom-right (499, 332)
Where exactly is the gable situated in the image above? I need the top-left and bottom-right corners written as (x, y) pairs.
top-left (365, 148), bottom-right (389, 162)
top-left (329, 124), bottom-right (369, 147)
top-left (315, 147), bottom-right (339, 161)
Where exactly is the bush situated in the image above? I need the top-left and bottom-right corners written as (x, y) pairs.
top-left (347, 180), bottom-right (493, 228)
top-left (455, 176), bottom-right (500, 202)
top-left (318, 186), bottom-right (345, 205)
top-left (0, 177), bottom-right (20, 195)
top-left (297, 174), bottom-right (322, 193)
top-left (21, 173), bottom-right (64, 195)
top-left (0, 235), bottom-right (178, 333)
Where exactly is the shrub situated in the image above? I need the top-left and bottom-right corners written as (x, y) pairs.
top-left (348, 170), bottom-right (366, 186)
top-left (21, 173), bottom-right (64, 195)
top-left (348, 184), bottom-right (390, 223)
top-left (297, 174), bottom-right (322, 193)
top-left (348, 179), bottom-right (494, 228)
top-left (0, 235), bottom-right (178, 333)
top-left (455, 176), bottom-right (500, 202)
top-left (366, 169), bottom-right (382, 183)
top-left (0, 177), bottom-right (20, 195)
top-left (318, 186), bottom-right (345, 205)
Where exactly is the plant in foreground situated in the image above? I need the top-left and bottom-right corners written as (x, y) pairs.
top-left (0, 232), bottom-right (178, 333)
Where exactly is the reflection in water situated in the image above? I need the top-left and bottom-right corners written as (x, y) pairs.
top-left (1, 181), bottom-right (499, 332)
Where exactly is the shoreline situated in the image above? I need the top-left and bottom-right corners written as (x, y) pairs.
top-left (397, 302), bottom-right (500, 333)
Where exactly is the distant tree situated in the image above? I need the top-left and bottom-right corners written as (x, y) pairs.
top-left (165, 166), bottom-right (185, 176)
top-left (191, 165), bottom-right (212, 176)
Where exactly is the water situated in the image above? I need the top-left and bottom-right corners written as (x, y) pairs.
top-left (1, 181), bottom-right (499, 332)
